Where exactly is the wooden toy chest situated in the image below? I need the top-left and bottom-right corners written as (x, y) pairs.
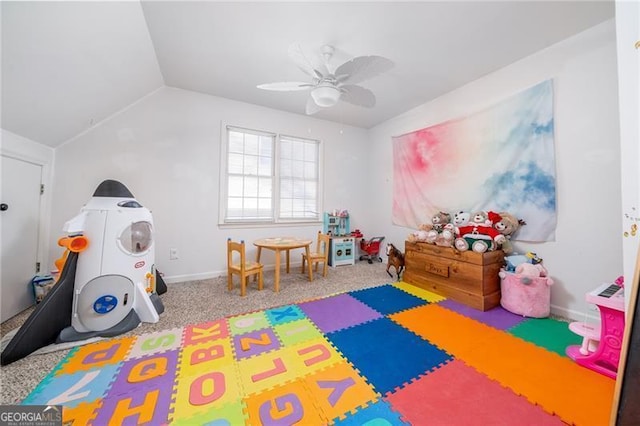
top-left (403, 241), bottom-right (504, 311)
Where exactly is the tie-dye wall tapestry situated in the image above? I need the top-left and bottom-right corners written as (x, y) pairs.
top-left (392, 79), bottom-right (556, 242)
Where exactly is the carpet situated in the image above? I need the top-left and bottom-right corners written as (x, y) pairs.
top-left (22, 282), bottom-right (615, 425)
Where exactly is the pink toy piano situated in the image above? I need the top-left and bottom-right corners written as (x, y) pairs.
top-left (566, 282), bottom-right (625, 379)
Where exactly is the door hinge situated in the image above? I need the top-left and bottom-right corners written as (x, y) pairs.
top-left (36, 262), bottom-right (41, 273)
top-left (40, 184), bottom-right (45, 195)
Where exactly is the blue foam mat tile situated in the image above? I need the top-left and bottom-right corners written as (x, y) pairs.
top-left (327, 317), bottom-right (452, 395)
top-left (349, 284), bottom-right (428, 316)
top-left (333, 399), bottom-right (409, 425)
top-left (22, 364), bottom-right (121, 408)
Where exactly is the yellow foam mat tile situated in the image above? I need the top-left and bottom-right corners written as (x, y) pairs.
top-left (391, 304), bottom-right (615, 426)
top-left (171, 363), bottom-right (242, 421)
top-left (237, 337), bottom-right (344, 397)
top-left (177, 337), bottom-right (235, 379)
top-left (392, 281), bottom-right (446, 303)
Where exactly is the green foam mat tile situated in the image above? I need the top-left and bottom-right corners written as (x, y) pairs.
top-left (508, 317), bottom-right (582, 356)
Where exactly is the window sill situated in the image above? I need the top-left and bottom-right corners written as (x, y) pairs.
top-left (218, 221), bottom-right (322, 230)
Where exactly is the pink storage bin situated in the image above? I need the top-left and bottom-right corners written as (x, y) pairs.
top-left (499, 269), bottom-right (552, 318)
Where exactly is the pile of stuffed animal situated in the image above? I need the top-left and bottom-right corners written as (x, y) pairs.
top-left (407, 210), bottom-right (526, 254)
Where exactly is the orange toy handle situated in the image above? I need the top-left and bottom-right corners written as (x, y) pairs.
top-left (145, 272), bottom-right (155, 293)
top-left (54, 235), bottom-right (90, 276)
top-left (58, 236), bottom-right (89, 253)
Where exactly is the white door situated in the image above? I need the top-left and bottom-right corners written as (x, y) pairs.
top-left (1, 155), bottom-right (42, 322)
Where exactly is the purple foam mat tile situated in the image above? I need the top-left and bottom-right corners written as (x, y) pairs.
top-left (298, 293), bottom-right (383, 333)
top-left (104, 349), bottom-right (179, 399)
top-left (233, 328), bottom-right (281, 360)
top-left (94, 385), bottom-right (174, 426)
top-left (438, 300), bottom-right (526, 330)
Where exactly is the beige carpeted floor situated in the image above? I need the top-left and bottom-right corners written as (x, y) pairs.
top-left (0, 261), bottom-right (393, 404)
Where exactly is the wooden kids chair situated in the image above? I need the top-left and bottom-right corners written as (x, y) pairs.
top-left (301, 232), bottom-right (330, 279)
top-left (227, 239), bottom-right (263, 296)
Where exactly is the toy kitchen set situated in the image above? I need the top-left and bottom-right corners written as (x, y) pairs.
top-left (323, 211), bottom-right (355, 267)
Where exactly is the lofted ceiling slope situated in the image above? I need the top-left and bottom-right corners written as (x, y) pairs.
top-left (1, 1), bottom-right (615, 148)
top-left (1, 1), bottom-right (164, 147)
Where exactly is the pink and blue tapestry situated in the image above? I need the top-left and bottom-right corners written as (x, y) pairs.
top-left (392, 80), bottom-right (556, 241)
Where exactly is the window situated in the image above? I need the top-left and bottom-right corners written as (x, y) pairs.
top-left (279, 135), bottom-right (319, 220)
top-left (222, 126), bottom-right (321, 224)
top-left (118, 221), bottom-right (153, 255)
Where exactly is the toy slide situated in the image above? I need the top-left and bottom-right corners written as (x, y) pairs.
top-left (1, 179), bottom-right (166, 365)
top-left (1, 252), bottom-right (78, 366)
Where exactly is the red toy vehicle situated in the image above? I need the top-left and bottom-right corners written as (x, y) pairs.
top-left (359, 236), bottom-right (385, 263)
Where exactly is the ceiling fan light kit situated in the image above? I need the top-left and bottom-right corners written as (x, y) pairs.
top-left (257, 43), bottom-right (394, 115)
top-left (311, 85), bottom-right (341, 107)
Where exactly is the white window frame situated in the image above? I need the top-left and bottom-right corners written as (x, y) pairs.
top-left (219, 125), bottom-right (323, 226)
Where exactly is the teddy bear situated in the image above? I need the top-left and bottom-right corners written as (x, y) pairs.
top-left (425, 211), bottom-right (452, 244)
top-left (452, 210), bottom-right (470, 243)
top-left (407, 223), bottom-right (432, 243)
top-left (434, 223), bottom-right (455, 247)
top-left (493, 212), bottom-right (526, 254)
top-left (452, 210), bottom-right (471, 228)
top-left (432, 211), bottom-right (451, 231)
top-left (454, 210), bottom-right (503, 253)
top-left (514, 262), bottom-right (554, 285)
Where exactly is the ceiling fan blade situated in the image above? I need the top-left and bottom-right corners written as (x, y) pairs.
top-left (340, 85), bottom-right (376, 108)
top-left (257, 82), bottom-right (313, 91)
top-left (316, 61), bottom-right (330, 78)
top-left (335, 56), bottom-right (394, 85)
top-left (305, 96), bottom-right (322, 115)
top-left (288, 43), bottom-right (324, 80)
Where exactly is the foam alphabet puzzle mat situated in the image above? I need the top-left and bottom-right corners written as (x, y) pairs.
top-left (22, 283), bottom-right (616, 425)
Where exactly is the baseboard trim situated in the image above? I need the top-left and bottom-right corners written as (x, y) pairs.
top-left (550, 304), bottom-right (599, 322)
top-left (162, 271), bottom-right (223, 284)
top-left (161, 262), bottom-right (303, 284)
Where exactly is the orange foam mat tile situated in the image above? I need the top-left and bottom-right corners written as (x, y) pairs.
top-left (386, 359), bottom-right (565, 426)
top-left (391, 304), bottom-right (615, 426)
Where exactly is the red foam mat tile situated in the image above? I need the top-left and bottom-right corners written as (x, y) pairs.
top-left (385, 360), bottom-right (564, 426)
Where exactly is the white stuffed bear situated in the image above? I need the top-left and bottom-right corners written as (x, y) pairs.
top-left (452, 210), bottom-right (471, 228)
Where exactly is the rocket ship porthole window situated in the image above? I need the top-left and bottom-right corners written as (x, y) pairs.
top-left (119, 221), bottom-right (153, 254)
top-left (117, 200), bottom-right (142, 208)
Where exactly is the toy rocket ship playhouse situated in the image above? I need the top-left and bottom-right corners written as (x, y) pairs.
top-left (1, 180), bottom-right (166, 365)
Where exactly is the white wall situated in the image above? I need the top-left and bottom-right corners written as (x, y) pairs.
top-left (51, 88), bottom-right (370, 283)
top-left (367, 20), bottom-right (621, 320)
top-left (1, 129), bottom-right (55, 272)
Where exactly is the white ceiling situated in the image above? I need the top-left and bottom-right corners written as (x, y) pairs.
top-left (1, 1), bottom-right (614, 148)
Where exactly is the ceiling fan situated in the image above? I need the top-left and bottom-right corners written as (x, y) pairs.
top-left (257, 44), bottom-right (394, 115)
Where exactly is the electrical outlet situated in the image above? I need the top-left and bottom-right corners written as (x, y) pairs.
top-left (170, 248), bottom-right (179, 260)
